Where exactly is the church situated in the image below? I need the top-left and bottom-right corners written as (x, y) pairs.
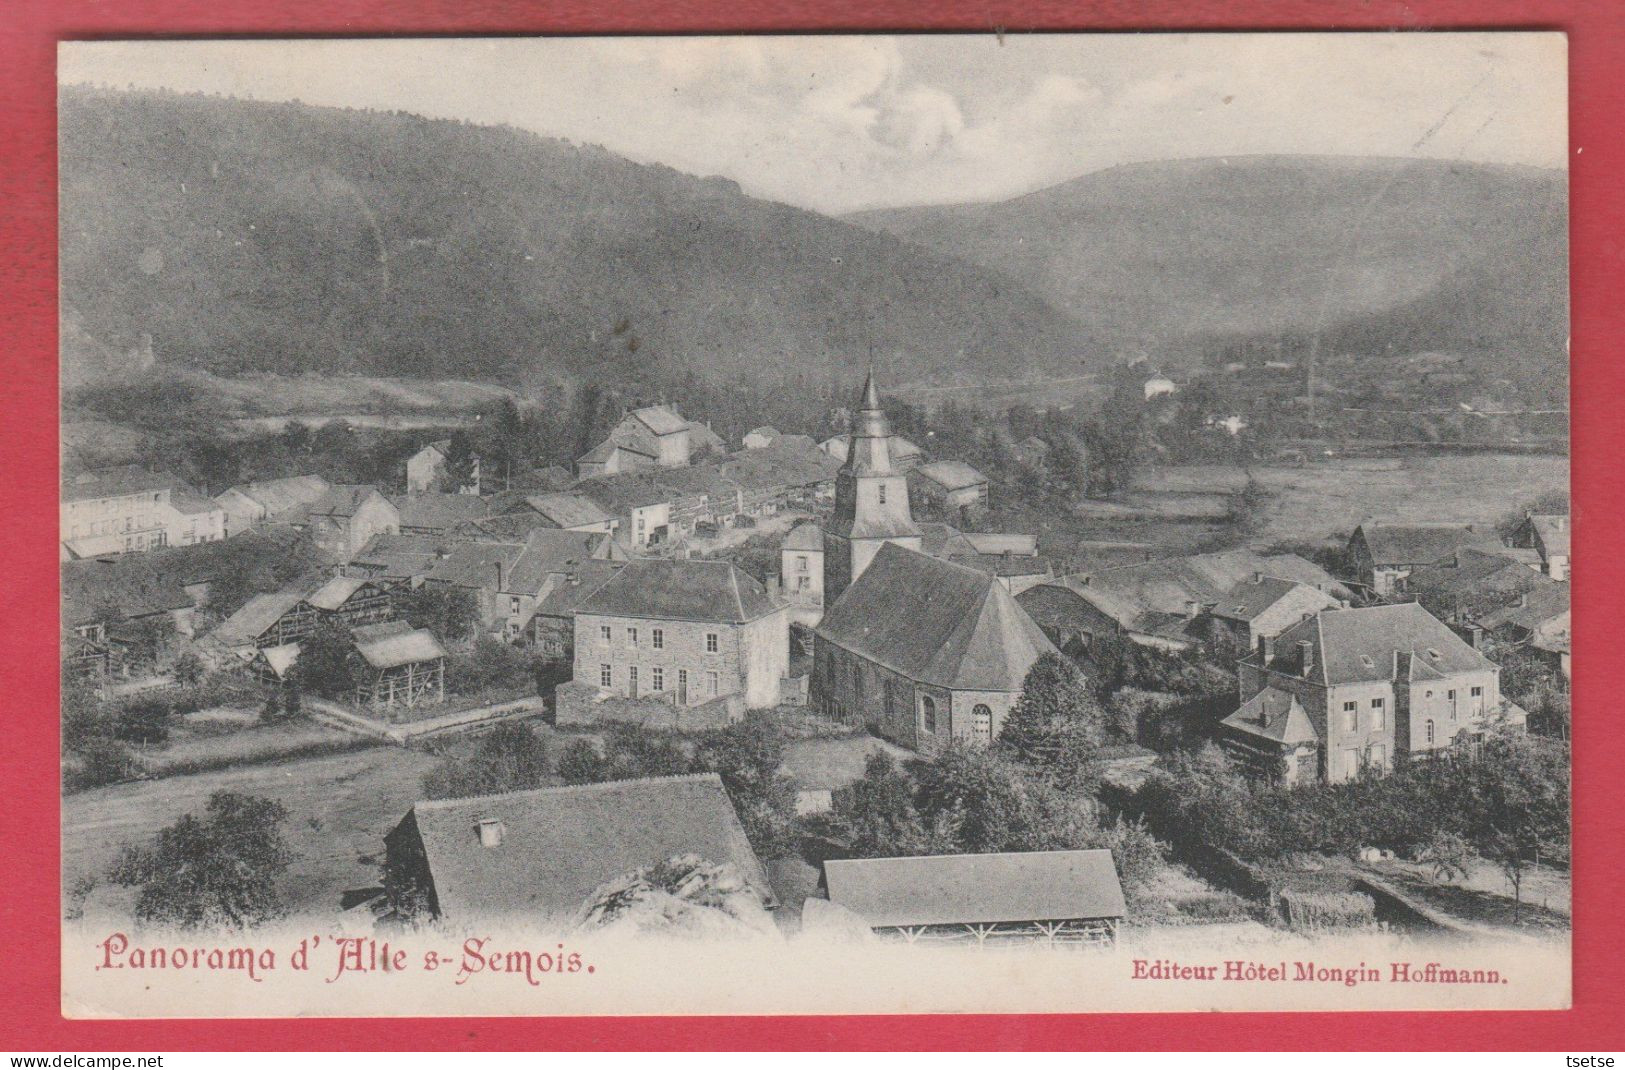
top-left (811, 370), bottom-right (1058, 753)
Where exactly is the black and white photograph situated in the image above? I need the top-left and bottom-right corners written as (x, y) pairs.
top-left (55, 33), bottom-right (1570, 1017)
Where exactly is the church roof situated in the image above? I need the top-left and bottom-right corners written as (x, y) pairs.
top-left (816, 543), bottom-right (1056, 692)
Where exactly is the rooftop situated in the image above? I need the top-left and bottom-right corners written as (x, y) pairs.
top-left (1255, 602), bottom-right (1495, 685)
top-left (817, 543), bottom-right (1055, 691)
top-left (1211, 575), bottom-right (1338, 624)
top-left (577, 559), bottom-right (780, 623)
top-left (1222, 686), bottom-right (1319, 745)
top-left (782, 522), bottom-right (824, 552)
top-left (352, 620), bottom-right (447, 669)
top-left (400, 773), bottom-right (769, 921)
top-left (1355, 522), bottom-right (1492, 567)
top-left (395, 493), bottom-right (492, 532)
top-left (914, 459), bottom-right (989, 491)
top-left (62, 465), bottom-right (181, 503)
top-left (822, 849), bottom-right (1126, 928)
top-left (216, 475), bottom-right (331, 520)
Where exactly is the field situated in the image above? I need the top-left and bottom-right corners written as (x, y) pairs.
top-left (64, 746), bottom-right (441, 920)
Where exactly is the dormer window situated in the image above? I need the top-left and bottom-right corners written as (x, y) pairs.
top-left (1359, 654), bottom-right (1375, 670)
top-left (1426, 648), bottom-right (1442, 660)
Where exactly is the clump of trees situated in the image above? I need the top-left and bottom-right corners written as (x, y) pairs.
top-left (554, 715), bottom-right (799, 860)
top-left (1128, 732), bottom-right (1570, 909)
top-left (109, 791), bottom-right (294, 929)
top-left (997, 652), bottom-right (1108, 791)
top-left (396, 584), bottom-right (480, 647)
top-left (421, 722), bottom-right (552, 801)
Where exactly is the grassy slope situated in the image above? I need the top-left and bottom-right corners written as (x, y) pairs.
top-left (60, 87), bottom-right (1102, 396)
top-left (850, 155), bottom-right (1567, 368)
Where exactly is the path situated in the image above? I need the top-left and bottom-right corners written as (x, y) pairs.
top-left (306, 695), bottom-right (547, 745)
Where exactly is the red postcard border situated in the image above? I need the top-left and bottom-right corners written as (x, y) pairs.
top-left (3, 0), bottom-right (1621, 1051)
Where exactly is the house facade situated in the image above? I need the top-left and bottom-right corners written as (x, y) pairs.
top-left (61, 466), bottom-right (227, 559)
top-left (1207, 574), bottom-right (1340, 656)
top-left (293, 485), bottom-right (401, 563)
top-left (214, 474), bottom-right (331, 536)
top-left (572, 560), bottom-right (788, 710)
top-left (1345, 521), bottom-right (1489, 597)
top-left (1511, 513), bottom-right (1571, 581)
top-left (1228, 603), bottom-right (1513, 784)
top-left (406, 440), bottom-right (480, 495)
top-left (779, 521), bottom-right (825, 626)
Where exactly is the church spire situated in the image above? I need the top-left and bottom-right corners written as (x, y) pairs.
top-left (860, 364), bottom-right (882, 412)
top-left (824, 367), bottom-right (921, 603)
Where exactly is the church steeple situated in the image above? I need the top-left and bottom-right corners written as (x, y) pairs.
top-left (824, 368), bottom-right (922, 603)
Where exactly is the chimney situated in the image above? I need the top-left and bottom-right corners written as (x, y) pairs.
top-left (1297, 639), bottom-right (1314, 678)
top-left (1252, 571), bottom-right (1263, 584)
top-left (494, 559), bottom-right (505, 593)
top-left (476, 818), bottom-right (505, 848)
top-left (1467, 624), bottom-right (1484, 649)
top-left (1259, 634), bottom-right (1275, 661)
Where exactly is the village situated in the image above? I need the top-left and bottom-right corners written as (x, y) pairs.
top-left (60, 361), bottom-right (1571, 948)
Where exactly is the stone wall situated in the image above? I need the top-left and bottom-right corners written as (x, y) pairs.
top-left (554, 679), bottom-right (743, 731)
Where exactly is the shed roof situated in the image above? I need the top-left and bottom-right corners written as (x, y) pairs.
top-left (352, 620), bottom-right (446, 669)
top-left (577, 559), bottom-right (779, 623)
top-left (212, 583), bottom-right (315, 646)
top-left (915, 460), bottom-right (988, 492)
top-left (822, 849), bottom-right (1126, 928)
top-left (816, 543), bottom-right (1055, 691)
top-left (401, 773), bottom-right (769, 921)
top-left (304, 573), bottom-right (383, 611)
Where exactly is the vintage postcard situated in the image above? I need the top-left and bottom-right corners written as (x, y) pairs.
top-left (56, 32), bottom-right (1570, 1018)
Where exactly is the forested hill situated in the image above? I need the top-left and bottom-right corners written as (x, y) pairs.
top-left (59, 87), bottom-right (1102, 394)
top-left (851, 155), bottom-right (1568, 379)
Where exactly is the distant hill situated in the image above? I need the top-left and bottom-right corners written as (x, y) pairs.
top-left (851, 155), bottom-right (1568, 377)
top-left (59, 87), bottom-right (1102, 396)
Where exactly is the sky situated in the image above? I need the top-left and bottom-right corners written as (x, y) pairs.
top-left (59, 34), bottom-right (1567, 214)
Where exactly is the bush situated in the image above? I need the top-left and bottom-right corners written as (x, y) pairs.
top-left (113, 698), bottom-right (172, 746)
top-left (68, 737), bottom-right (139, 791)
top-left (1278, 889), bottom-right (1376, 931)
top-left (421, 722), bottom-right (550, 800)
top-left (446, 637), bottom-right (535, 696)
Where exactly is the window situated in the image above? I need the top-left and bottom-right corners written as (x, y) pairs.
top-left (1425, 720), bottom-right (1436, 746)
top-left (1370, 697), bottom-right (1386, 731)
top-left (600, 663), bottom-right (612, 688)
top-left (600, 625), bottom-right (612, 643)
top-left (1470, 686), bottom-right (1483, 697)
top-left (878, 484), bottom-right (887, 505)
top-left (972, 704), bottom-right (993, 743)
top-left (628, 627), bottom-right (638, 645)
top-left (706, 632), bottom-right (719, 653)
top-left (1342, 700), bottom-right (1357, 732)
top-left (797, 555), bottom-right (809, 573)
top-left (652, 628), bottom-right (664, 650)
top-left (508, 596), bottom-right (521, 616)
top-left (706, 670), bottom-right (719, 695)
top-left (920, 695), bottom-right (937, 734)
top-left (677, 669), bottom-right (688, 702)
top-left (652, 667), bottom-right (664, 693)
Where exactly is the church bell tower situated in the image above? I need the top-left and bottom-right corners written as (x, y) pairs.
top-left (824, 367), bottom-right (922, 603)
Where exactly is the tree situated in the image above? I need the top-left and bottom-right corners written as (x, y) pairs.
top-left (421, 722), bottom-right (550, 800)
top-left (113, 697), bottom-right (172, 746)
top-left (692, 713), bottom-right (800, 859)
top-left (911, 743), bottom-right (1096, 854)
top-left (447, 635), bottom-right (535, 695)
top-left (109, 792), bottom-right (294, 929)
top-left (555, 738), bottom-right (610, 785)
top-left (1416, 830), bottom-right (1475, 884)
top-left (397, 584), bottom-right (481, 646)
top-left (293, 618), bottom-right (364, 699)
top-left (172, 651), bottom-right (205, 688)
top-left (999, 652), bottom-right (1107, 790)
top-left (823, 752), bottom-right (934, 858)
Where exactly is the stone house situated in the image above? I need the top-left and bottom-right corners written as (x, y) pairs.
top-left (576, 405), bottom-right (693, 477)
top-left (291, 485), bottom-right (400, 563)
top-left (406, 439), bottom-right (480, 495)
top-left (571, 559), bottom-right (788, 711)
top-left (420, 528), bottom-right (620, 641)
top-left (1227, 602), bottom-right (1517, 785)
top-left (1207, 573), bottom-right (1340, 656)
top-left (61, 466), bottom-right (227, 559)
top-left (779, 521), bottom-right (825, 626)
top-left (1510, 512), bottom-right (1571, 581)
top-left (911, 460), bottom-right (991, 514)
top-left (1345, 521), bottom-right (1492, 597)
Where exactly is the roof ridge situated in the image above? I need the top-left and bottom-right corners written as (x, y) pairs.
top-left (826, 847), bottom-right (1114, 865)
top-left (415, 771), bottom-right (723, 812)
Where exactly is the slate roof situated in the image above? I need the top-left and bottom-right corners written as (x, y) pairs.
top-left (350, 533), bottom-right (449, 581)
top-left (1048, 550), bottom-right (1348, 636)
top-left (516, 492), bottom-right (614, 529)
top-left (685, 421), bottom-right (726, 453)
top-left (1211, 576), bottom-right (1337, 624)
top-left (822, 849), bottom-right (1126, 928)
top-left (1411, 547), bottom-right (1541, 596)
top-left (169, 488), bottom-right (223, 516)
top-left (61, 556), bottom-right (194, 626)
top-left (629, 405), bottom-right (689, 436)
top-left (400, 773), bottom-right (769, 921)
top-left (395, 493), bottom-right (491, 532)
top-left (1526, 514), bottom-right (1571, 559)
top-left (1222, 686), bottom-right (1319, 745)
top-left (212, 583), bottom-right (316, 646)
top-left (304, 574), bottom-right (383, 611)
top-left (1255, 603), bottom-right (1495, 685)
top-left (1476, 583), bottom-right (1571, 634)
top-left (62, 465), bottom-right (178, 502)
top-left (424, 530), bottom-right (611, 595)
top-left (529, 560), bottom-right (628, 620)
top-left (782, 522), bottom-right (824, 552)
top-left (817, 543), bottom-right (1056, 691)
top-left (352, 620), bottom-right (446, 669)
top-left (577, 559), bottom-right (779, 623)
top-left (216, 475), bottom-right (331, 520)
top-left (1355, 522), bottom-right (1490, 566)
top-left (301, 485), bottom-right (384, 519)
top-left (914, 460), bottom-right (988, 492)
